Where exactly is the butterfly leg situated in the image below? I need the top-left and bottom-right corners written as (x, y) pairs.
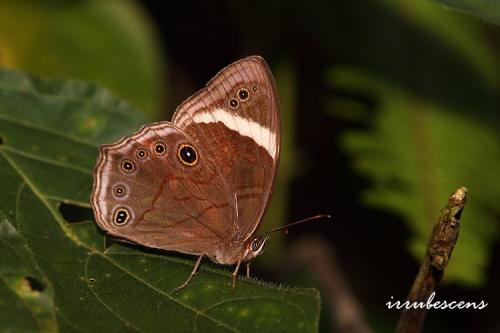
top-left (246, 262), bottom-right (251, 279)
top-left (176, 253), bottom-right (204, 290)
top-left (231, 257), bottom-right (243, 289)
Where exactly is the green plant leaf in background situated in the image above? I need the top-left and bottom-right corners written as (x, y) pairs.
top-left (328, 67), bottom-right (500, 287)
top-left (0, 0), bottom-right (164, 119)
top-left (434, 0), bottom-right (500, 26)
top-left (0, 69), bottom-right (320, 332)
top-left (326, 0), bottom-right (500, 288)
top-left (259, 60), bottom-right (298, 266)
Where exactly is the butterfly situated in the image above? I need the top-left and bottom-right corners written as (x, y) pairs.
top-left (91, 56), bottom-right (280, 288)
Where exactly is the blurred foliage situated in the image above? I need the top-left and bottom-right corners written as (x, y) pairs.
top-left (327, 0), bottom-right (500, 286)
top-left (329, 67), bottom-right (499, 286)
top-left (260, 60), bottom-right (298, 266)
top-left (0, 0), bottom-right (164, 119)
top-left (435, 0), bottom-right (500, 26)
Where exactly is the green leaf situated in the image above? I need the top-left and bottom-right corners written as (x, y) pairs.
top-left (380, 0), bottom-right (498, 86)
top-left (0, 212), bottom-right (57, 333)
top-left (433, 0), bottom-right (500, 26)
top-left (328, 67), bottom-right (500, 287)
top-left (260, 60), bottom-right (299, 265)
top-left (0, 0), bottom-right (164, 119)
top-left (0, 69), bottom-right (320, 332)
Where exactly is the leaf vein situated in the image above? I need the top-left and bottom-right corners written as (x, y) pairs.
top-left (0, 113), bottom-right (99, 148)
top-left (3, 146), bottom-right (93, 175)
top-left (90, 252), bottom-right (240, 332)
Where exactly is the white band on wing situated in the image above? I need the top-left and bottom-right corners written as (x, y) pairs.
top-left (191, 108), bottom-right (277, 158)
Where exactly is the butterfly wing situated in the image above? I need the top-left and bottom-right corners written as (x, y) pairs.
top-left (172, 56), bottom-right (280, 241)
top-left (92, 56), bottom-right (280, 264)
top-left (92, 122), bottom-right (236, 256)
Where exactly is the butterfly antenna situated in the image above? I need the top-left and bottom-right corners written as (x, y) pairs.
top-left (265, 214), bottom-right (331, 235)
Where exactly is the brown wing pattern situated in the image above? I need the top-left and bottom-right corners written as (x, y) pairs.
top-left (172, 56), bottom-right (280, 241)
top-left (91, 123), bottom-right (236, 255)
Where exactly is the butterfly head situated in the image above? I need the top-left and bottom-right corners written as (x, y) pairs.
top-left (243, 235), bottom-right (269, 262)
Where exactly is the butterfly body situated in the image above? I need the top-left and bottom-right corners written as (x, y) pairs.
top-left (91, 56), bottom-right (280, 284)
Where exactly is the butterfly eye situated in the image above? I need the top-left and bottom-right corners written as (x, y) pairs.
top-left (136, 148), bottom-right (147, 159)
top-left (238, 88), bottom-right (249, 101)
top-left (121, 160), bottom-right (135, 173)
top-left (178, 144), bottom-right (198, 166)
top-left (154, 142), bottom-right (166, 155)
top-left (229, 99), bottom-right (239, 109)
top-left (250, 236), bottom-right (268, 255)
top-left (251, 239), bottom-right (260, 252)
top-left (113, 208), bottom-right (130, 225)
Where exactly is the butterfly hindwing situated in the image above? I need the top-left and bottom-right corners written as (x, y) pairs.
top-left (92, 123), bottom-right (236, 256)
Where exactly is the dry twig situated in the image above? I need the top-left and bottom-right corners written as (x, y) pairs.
top-left (395, 186), bottom-right (468, 333)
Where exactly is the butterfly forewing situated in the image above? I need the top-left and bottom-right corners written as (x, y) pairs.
top-left (172, 56), bottom-right (280, 241)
